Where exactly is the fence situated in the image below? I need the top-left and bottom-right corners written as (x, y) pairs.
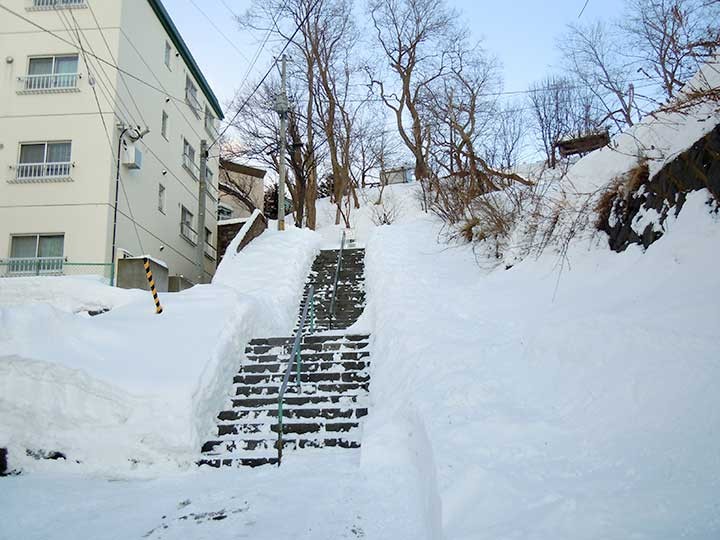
top-left (0, 258), bottom-right (114, 283)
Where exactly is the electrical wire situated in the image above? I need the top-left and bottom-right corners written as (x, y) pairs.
top-left (188, 0), bottom-right (251, 63)
top-left (209, 0), bottom-right (322, 151)
top-left (0, 3), bottom-right (210, 118)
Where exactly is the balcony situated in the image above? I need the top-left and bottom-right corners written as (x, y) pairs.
top-left (3, 257), bottom-right (64, 276)
top-left (204, 241), bottom-right (217, 261)
top-left (204, 117), bottom-right (219, 140)
top-left (17, 73), bottom-right (80, 94)
top-left (27, 0), bottom-right (87, 10)
top-left (13, 162), bottom-right (72, 183)
top-left (185, 88), bottom-right (201, 118)
top-left (180, 221), bottom-right (198, 245)
top-left (182, 153), bottom-right (199, 179)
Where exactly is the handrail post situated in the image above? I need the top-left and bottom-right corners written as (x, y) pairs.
top-left (329, 230), bottom-right (346, 330)
top-left (275, 284), bottom-right (314, 467)
top-left (277, 400), bottom-right (284, 466)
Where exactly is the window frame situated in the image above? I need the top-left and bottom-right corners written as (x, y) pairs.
top-left (27, 54), bottom-right (79, 76)
top-left (18, 140), bottom-right (72, 165)
top-left (158, 183), bottom-right (166, 214)
top-left (164, 41), bottom-right (172, 70)
top-left (161, 110), bottom-right (169, 140)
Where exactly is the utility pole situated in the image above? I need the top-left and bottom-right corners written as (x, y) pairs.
top-left (196, 139), bottom-right (208, 284)
top-left (274, 55), bottom-right (289, 231)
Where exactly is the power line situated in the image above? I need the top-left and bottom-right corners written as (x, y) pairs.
top-left (85, 0), bottom-right (148, 128)
top-left (188, 0), bottom-right (251, 63)
top-left (210, 0), bottom-right (322, 151)
top-left (0, 3), bottom-right (209, 118)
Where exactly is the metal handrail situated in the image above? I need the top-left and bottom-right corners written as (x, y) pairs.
top-left (276, 285), bottom-right (316, 465)
top-left (328, 230), bottom-right (347, 329)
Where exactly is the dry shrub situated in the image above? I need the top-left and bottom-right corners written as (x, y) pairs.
top-left (594, 160), bottom-right (649, 231)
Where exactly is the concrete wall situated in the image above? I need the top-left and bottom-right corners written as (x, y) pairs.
top-left (116, 256), bottom-right (169, 292)
top-left (218, 171), bottom-right (265, 220)
top-left (0, 0), bottom-right (220, 282)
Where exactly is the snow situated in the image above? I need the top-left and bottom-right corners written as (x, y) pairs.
top-left (0, 275), bottom-right (145, 313)
top-left (1, 62), bottom-right (719, 540)
top-left (362, 190), bottom-right (720, 538)
top-left (0, 226), bottom-right (321, 473)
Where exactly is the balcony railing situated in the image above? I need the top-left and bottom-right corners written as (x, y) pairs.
top-left (204, 241), bottom-right (217, 260)
top-left (185, 88), bottom-right (201, 118)
top-left (182, 153), bottom-right (199, 179)
top-left (3, 257), bottom-right (64, 276)
top-left (18, 73), bottom-right (79, 93)
top-left (28, 0), bottom-right (87, 10)
top-left (15, 162), bottom-right (72, 182)
top-left (204, 118), bottom-right (219, 139)
top-left (180, 222), bottom-right (198, 245)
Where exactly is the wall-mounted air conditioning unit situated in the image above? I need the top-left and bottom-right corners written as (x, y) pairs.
top-left (123, 145), bottom-right (143, 170)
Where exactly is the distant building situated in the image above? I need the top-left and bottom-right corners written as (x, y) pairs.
top-left (380, 165), bottom-right (414, 185)
top-left (217, 160), bottom-right (266, 221)
top-left (0, 0), bottom-right (223, 284)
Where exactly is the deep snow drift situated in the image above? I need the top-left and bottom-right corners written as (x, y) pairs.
top-left (0, 227), bottom-right (321, 472)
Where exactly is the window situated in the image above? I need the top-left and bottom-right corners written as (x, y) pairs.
top-left (180, 206), bottom-right (197, 244)
top-left (182, 138), bottom-right (199, 178)
top-left (218, 204), bottom-right (232, 221)
top-left (23, 54), bottom-right (79, 91)
top-left (204, 227), bottom-right (216, 260)
top-left (161, 110), bottom-right (169, 140)
top-left (204, 106), bottom-right (217, 137)
top-left (9, 234), bottom-right (64, 275)
top-left (164, 41), bottom-right (172, 69)
top-left (185, 76), bottom-right (200, 117)
top-left (16, 141), bottom-right (72, 181)
top-left (158, 183), bottom-right (166, 214)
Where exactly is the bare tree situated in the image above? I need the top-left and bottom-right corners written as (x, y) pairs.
top-left (528, 75), bottom-right (603, 167)
top-left (367, 0), bottom-right (457, 211)
top-left (622, 0), bottom-right (720, 100)
top-left (486, 102), bottom-right (527, 171)
top-left (562, 21), bottom-right (640, 130)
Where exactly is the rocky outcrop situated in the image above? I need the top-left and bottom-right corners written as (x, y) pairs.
top-left (597, 123), bottom-right (720, 252)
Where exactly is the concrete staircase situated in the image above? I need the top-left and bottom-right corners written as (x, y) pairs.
top-left (300, 248), bottom-right (366, 331)
top-left (200, 247), bottom-right (369, 467)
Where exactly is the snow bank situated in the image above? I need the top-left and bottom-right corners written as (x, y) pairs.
top-left (362, 190), bottom-right (720, 538)
top-left (0, 226), bottom-right (320, 472)
top-left (0, 275), bottom-right (145, 313)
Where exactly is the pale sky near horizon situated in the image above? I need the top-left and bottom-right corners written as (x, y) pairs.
top-left (163, 0), bottom-right (626, 118)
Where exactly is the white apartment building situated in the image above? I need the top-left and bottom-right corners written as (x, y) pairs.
top-left (0, 0), bottom-right (223, 284)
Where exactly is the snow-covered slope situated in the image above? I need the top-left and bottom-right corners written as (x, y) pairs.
top-left (0, 227), bottom-right (320, 472)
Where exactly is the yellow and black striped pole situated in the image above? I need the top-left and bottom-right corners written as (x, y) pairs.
top-left (143, 257), bottom-right (163, 314)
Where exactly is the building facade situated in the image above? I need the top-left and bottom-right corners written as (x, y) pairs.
top-left (0, 0), bottom-right (223, 284)
top-left (218, 159), bottom-right (266, 221)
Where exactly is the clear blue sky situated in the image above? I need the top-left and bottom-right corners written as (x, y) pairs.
top-left (163, 0), bottom-right (626, 113)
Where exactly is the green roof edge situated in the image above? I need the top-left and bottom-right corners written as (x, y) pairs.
top-left (147, 0), bottom-right (225, 120)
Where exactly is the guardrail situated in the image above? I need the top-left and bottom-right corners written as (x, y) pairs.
top-left (15, 162), bottom-right (72, 181)
top-left (0, 259), bottom-right (113, 282)
top-left (180, 222), bottom-right (199, 244)
top-left (182, 153), bottom-right (200, 179)
top-left (18, 73), bottom-right (79, 92)
top-left (276, 285), bottom-right (316, 466)
top-left (29, 0), bottom-right (87, 9)
top-left (328, 229), bottom-right (346, 329)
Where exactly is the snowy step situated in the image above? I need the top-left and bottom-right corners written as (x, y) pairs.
top-left (243, 351), bottom-right (371, 364)
top-left (246, 341), bottom-right (369, 355)
top-left (248, 334), bottom-right (370, 347)
top-left (202, 437), bottom-right (361, 455)
top-left (217, 407), bottom-right (368, 423)
top-left (233, 381), bottom-right (370, 396)
top-left (212, 421), bottom-right (361, 438)
top-left (231, 394), bottom-right (365, 408)
top-left (240, 360), bottom-right (369, 374)
top-left (233, 371), bottom-right (370, 386)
